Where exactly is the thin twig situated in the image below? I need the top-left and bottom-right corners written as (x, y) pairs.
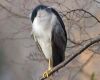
top-left (0, 3), bottom-right (29, 19)
top-left (60, 9), bottom-right (100, 23)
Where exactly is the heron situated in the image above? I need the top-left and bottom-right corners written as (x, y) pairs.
top-left (30, 5), bottom-right (67, 78)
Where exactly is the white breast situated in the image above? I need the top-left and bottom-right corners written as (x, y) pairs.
top-left (32, 13), bottom-right (57, 59)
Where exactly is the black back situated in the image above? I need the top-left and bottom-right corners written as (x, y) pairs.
top-left (51, 9), bottom-right (67, 67)
top-left (50, 6), bottom-right (67, 67)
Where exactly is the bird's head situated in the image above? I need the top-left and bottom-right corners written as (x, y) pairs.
top-left (36, 8), bottom-right (52, 22)
top-left (30, 5), bottom-right (53, 23)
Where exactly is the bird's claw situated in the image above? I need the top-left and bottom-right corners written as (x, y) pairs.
top-left (43, 69), bottom-right (52, 78)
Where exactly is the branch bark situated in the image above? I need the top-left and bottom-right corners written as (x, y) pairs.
top-left (40, 35), bottom-right (100, 80)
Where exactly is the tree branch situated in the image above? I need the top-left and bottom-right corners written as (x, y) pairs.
top-left (0, 3), bottom-right (29, 19)
top-left (40, 35), bottom-right (100, 80)
top-left (62, 9), bottom-right (100, 23)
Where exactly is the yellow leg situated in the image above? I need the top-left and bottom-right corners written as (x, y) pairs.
top-left (43, 59), bottom-right (52, 78)
top-left (48, 59), bottom-right (52, 70)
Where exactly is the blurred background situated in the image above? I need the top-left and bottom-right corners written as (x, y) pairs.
top-left (0, 0), bottom-right (100, 80)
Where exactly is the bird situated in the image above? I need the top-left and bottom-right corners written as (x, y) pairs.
top-left (30, 5), bottom-right (67, 78)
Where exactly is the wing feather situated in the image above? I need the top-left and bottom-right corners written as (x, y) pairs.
top-left (51, 8), bottom-right (67, 67)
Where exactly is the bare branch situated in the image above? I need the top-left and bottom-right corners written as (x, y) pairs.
top-left (40, 35), bottom-right (100, 80)
top-left (0, 3), bottom-right (29, 19)
top-left (62, 9), bottom-right (100, 23)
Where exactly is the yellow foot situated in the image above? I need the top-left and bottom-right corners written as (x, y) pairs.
top-left (43, 69), bottom-right (52, 78)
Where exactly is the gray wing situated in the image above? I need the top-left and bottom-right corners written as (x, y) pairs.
top-left (51, 20), bottom-right (67, 67)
